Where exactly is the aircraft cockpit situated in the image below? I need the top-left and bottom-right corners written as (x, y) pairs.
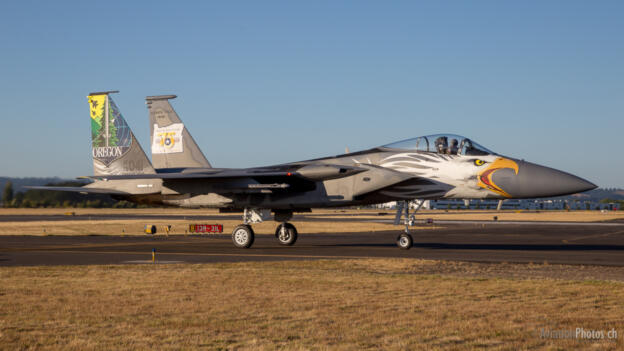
top-left (382, 134), bottom-right (494, 156)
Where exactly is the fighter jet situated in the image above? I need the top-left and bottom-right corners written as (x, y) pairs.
top-left (30, 91), bottom-right (597, 249)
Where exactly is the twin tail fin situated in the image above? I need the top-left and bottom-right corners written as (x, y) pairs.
top-left (146, 95), bottom-right (211, 169)
top-left (88, 91), bottom-right (155, 176)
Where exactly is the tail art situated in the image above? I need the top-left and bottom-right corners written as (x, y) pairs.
top-left (146, 95), bottom-right (211, 169)
top-left (88, 91), bottom-right (155, 176)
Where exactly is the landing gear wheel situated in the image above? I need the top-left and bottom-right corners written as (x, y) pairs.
top-left (232, 225), bottom-right (255, 248)
top-left (275, 223), bottom-right (298, 246)
top-left (397, 233), bottom-right (413, 250)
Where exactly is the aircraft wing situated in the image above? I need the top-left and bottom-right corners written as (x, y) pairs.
top-left (24, 186), bottom-right (131, 195)
top-left (82, 164), bottom-right (367, 182)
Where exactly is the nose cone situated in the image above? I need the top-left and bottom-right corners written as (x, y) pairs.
top-left (491, 160), bottom-right (597, 198)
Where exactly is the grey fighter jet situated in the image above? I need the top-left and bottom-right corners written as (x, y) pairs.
top-left (30, 91), bottom-right (597, 249)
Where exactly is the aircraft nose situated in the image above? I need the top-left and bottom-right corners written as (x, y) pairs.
top-left (491, 160), bottom-right (597, 198)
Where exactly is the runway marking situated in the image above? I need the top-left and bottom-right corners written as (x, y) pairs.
top-left (13, 240), bottom-right (199, 250)
top-left (15, 250), bottom-right (368, 260)
top-left (123, 260), bottom-right (185, 264)
top-left (563, 230), bottom-right (624, 243)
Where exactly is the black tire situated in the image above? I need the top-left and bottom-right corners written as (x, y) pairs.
top-left (232, 225), bottom-right (255, 248)
top-left (275, 223), bottom-right (298, 246)
top-left (396, 233), bottom-right (413, 250)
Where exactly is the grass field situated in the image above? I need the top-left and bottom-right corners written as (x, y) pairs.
top-left (2, 208), bottom-right (623, 349)
top-left (1, 259), bottom-right (623, 350)
top-left (0, 218), bottom-right (406, 236)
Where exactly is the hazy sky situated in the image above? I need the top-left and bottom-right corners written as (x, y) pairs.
top-left (1, 1), bottom-right (622, 187)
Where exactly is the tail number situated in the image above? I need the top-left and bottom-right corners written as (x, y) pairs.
top-left (123, 160), bottom-right (146, 172)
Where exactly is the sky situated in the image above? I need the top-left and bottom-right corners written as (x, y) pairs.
top-left (0, 1), bottom-right (622, 187)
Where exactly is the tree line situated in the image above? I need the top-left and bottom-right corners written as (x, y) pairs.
top-left (1, 181), bottom-right (142, 208)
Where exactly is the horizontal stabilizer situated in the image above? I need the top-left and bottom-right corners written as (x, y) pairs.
top-left (24, 186), bottom-right (130, 195)
top-left (83, 170), bottom-right (297, 181)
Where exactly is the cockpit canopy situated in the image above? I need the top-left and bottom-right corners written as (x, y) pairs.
top-left (382, 134), bottom-right (494, 156)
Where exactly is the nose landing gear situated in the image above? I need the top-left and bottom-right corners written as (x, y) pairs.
top-left (394, 200), bottom-right (422, 250)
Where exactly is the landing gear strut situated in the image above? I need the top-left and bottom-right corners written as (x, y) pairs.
top-left (232, 208), bottom-right (267, 249)
top-left (394, 200), bottom-right (422, 250)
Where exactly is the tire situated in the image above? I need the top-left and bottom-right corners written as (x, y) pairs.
top-left (396, 233), bottom-right (413, 250)
top-left (232, 225), bottom-right (255, 248)
top-left (275, 223), bottom-right (298, 246)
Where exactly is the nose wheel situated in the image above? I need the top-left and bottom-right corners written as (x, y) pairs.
top-left (275, 223), bottom-right (298, 246)
top-left (396, 233), bottom-right (413, 250)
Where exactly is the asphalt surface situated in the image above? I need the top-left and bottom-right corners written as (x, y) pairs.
top-left (1, 222), bottom-right (623, 266)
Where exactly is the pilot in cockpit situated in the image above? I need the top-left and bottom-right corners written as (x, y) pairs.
top-left (435, 136), bottom-right (448, 153)
top-left (449, 138), bottom-right (459, 154)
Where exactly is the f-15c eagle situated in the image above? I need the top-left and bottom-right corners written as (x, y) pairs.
top-left (30, 91), bottom-right (596, 249)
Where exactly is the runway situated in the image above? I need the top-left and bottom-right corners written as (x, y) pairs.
top-left (1, 222), bottom-right (623, 266)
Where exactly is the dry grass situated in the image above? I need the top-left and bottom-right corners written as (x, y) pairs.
top-left (0, 208), bottom-right (430, 236)
top-left (0, 219), bottom-right (405, 236)
top-left (1, 259), bottom-right (623, 350)
top-left (399, 210), bottom-right (624, 222)
top-left (0, 208), bottom-right (621, 236)
top-left (315, 209), bottom-right (624, 222)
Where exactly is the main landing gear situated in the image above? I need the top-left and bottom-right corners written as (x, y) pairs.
top-left (232, 224), bottom-right (254, 248)
top-left (231, 208), bottom-right (298, 248)
top-left (275, 223), bottom-right (297, 246)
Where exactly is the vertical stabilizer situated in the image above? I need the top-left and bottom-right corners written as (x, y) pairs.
top-left (89, 91), bottom-right (155, 176)
top-left (146, 95), bottom-right (212, 169)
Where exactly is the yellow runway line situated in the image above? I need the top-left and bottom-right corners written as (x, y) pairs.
top-left (14, 249), bottom-right (368, 260)
top-left (0, 240), bottom-right (197, 251)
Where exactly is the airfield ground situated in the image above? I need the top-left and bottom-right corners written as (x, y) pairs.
top-left (0, 207), bottom-right (622, 236)
top-left (1, 209), bottom-right (623, 350)
top-left (2, 260), bottom-right (623, 350)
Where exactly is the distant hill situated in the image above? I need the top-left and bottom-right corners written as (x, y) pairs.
top-left (0, 177), bottom-right (135, 208)
top-left (565, 188), bottom-right (624, 202)
top-left (0, 177), bottom-right (78, 194)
